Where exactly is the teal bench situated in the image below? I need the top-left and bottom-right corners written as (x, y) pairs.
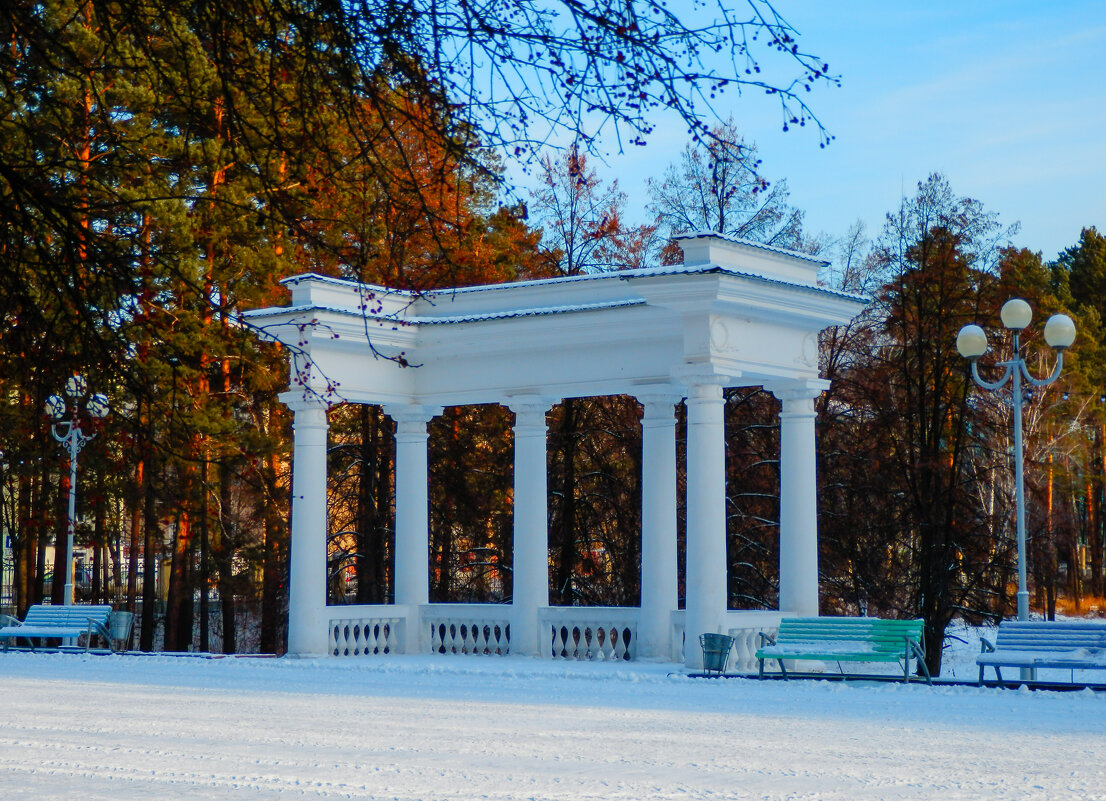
top-left (977, 620), bottom-right (1106, 687)
top-left (756, 616), bottom-right (931, 683)
top-left (0, 604), bottom-right (114, 652)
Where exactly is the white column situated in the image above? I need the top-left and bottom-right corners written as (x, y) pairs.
top-left (775, 387), bottom-right (822, 617)
top-left (287, 399), bottom-right (330, 657)
top-left (384, 404), bottom-right (441, 654)
top-left (638, 391), bottom-right (681, 661)
top-left (683, 377), bottom-right (728, 667)
top-left (508, 397), bottom-right (552, 657)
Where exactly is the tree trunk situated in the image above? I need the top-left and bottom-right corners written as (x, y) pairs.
top-left (259, 443), bottom-right (285, 654)
top-left (1090, 438), bottom-right (1103, 597)
top-left (199, 456), bottom-right (211, 653)
top-left (127, 459), bottom-right (142, 613)
top-left (108, 533), bottom-right (123, 608)
top-left (552, 399), bottom-right (578, 605)
top-left (1043, 452), bottom-right (1056, 620)
top-left (140, 450), bottom-right (159, 652)
top-left (1097, 424), bottom-right (1106, 598)
top-left (15, 467), bottom-right (36, 615)
top-left (356, 405), bottom-right (388, 604)
top-left (378, 418), bottom-right (395, 603)
top-left (217, 459), bottom-right (237, 654)
top-left (34, 467), bottom-right (49, 605)
top-left (91, 531), bottom-right (102, 604)
top-left (50, 465), bottom-right (67, 605)
top-left (166, 509), bottom-right (194, 652)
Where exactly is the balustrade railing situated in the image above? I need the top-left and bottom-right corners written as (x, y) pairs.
top-left (671, 609), bottom-right (786, 672)
top-left (323, 604), bottom-right (784, 666)
top-left (424, 603), bottom-right (511, 655)
top-left (541, 606), bottom-right (639, 661)
top-left (328, 606), bottom-right (403, 656)
top-left (725, 610), bottom-right (786, 673)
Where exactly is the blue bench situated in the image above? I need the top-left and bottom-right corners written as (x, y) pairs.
top-left (756, 616), bottom-right (931, 683)
top-left (977, 620), bottom-right (1106, 686)
top-left (0, 604), bottom-right (115, 652)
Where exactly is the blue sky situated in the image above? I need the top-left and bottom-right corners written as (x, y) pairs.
top-left (564, 1), bottom-right (1106, 262)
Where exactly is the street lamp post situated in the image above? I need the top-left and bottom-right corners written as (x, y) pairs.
top-left (45, 376), bottom-right (109, 606)
top-left (956, 299), bottom-right (1076, 622)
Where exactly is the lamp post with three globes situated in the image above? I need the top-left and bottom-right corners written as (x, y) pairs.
top-left (956, 299), bottom-right (1076, 622)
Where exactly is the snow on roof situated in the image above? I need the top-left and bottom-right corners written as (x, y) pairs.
top-left (243, 298), bottom-right (648, 325)
top-left (274, 262), bottom-right (864, 311)
top-left (617, 262), bottom-right (867, 303)
top-left (412, 297), bottom-right (646, 324)
top-left (270, 234), bottom-right (867, 317)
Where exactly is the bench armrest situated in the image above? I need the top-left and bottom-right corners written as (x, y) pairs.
top-left (85, 618), bottom-right (117, 652)
top-left (0, 614), bottom-right (19, 628)
top-left (979, 637), bottom-right (995, 654)
top-left (905, 636), bottom-right (931, 682)
top-left (758, 630), bottom-right (776, 647)
top-left (902, 633), bottom-right (924, 657)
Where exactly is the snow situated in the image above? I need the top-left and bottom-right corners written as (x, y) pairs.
top-left (2, 625), bottom-right (1105, 800)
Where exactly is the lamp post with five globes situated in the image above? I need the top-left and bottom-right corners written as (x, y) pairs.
top-left (956, 299), bottom-right (1076, 622)
top-left (45, 376), bottom-right (109, 606)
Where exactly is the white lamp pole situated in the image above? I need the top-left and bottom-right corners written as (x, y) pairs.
top-left (956, 300), bottom-right (1076, 621)
top-left (45, 376), bottom-right (109, 606)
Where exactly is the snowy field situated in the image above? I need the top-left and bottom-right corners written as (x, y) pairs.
top-left (2, 627), bottom-right (1105, 801)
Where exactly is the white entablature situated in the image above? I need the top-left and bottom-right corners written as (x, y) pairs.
top-left (244, 232), bottom-right (867, 667)
top-left (248, 232), bottom-right (862, 406)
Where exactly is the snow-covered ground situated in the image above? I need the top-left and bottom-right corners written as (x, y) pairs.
top-left (2, 625), bottom-right (1105, 800)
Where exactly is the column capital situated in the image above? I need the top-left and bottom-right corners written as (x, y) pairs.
top-left (675, 363), bottom-right (737, 393)
top-left (505, 395), bottom-right (554, 421)
top-left (288, 403), bottom-right (329, 433)
top-left (383, 403), bottom-right (442, 428)
top-left (767, 379), bottom-right (830, 405)
top-left (279, 390), bottom-right (331, 416)
top-left (635, 385), bottom-right (684, 414)
top-left (770, 381), bottom-right (829, 418)
top-left (684, 380), bottom-right (725, 404)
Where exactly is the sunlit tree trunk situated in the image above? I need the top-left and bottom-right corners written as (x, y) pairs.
top-left (551, 399), bottom-right (579, 605)
top-left (1090, 426), bottom-right (1104, 597)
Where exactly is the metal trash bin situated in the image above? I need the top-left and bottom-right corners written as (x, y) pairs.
top-left (699, 632), bottom-right (734, 676)
top-left (108, 611), bottom-right (134, 651)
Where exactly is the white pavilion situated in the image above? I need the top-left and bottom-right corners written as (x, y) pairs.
top-left (244, 232), bottom-right (867, 668)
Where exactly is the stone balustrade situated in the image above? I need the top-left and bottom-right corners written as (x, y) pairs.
top-left (328, 607), bottom-right (404, 656)
top-left (322, 604), bottom-right (784, 666)
top-left (423, 603), bottom-right (512, 655)
top-left (541, 606), bottom-right (640, 661)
